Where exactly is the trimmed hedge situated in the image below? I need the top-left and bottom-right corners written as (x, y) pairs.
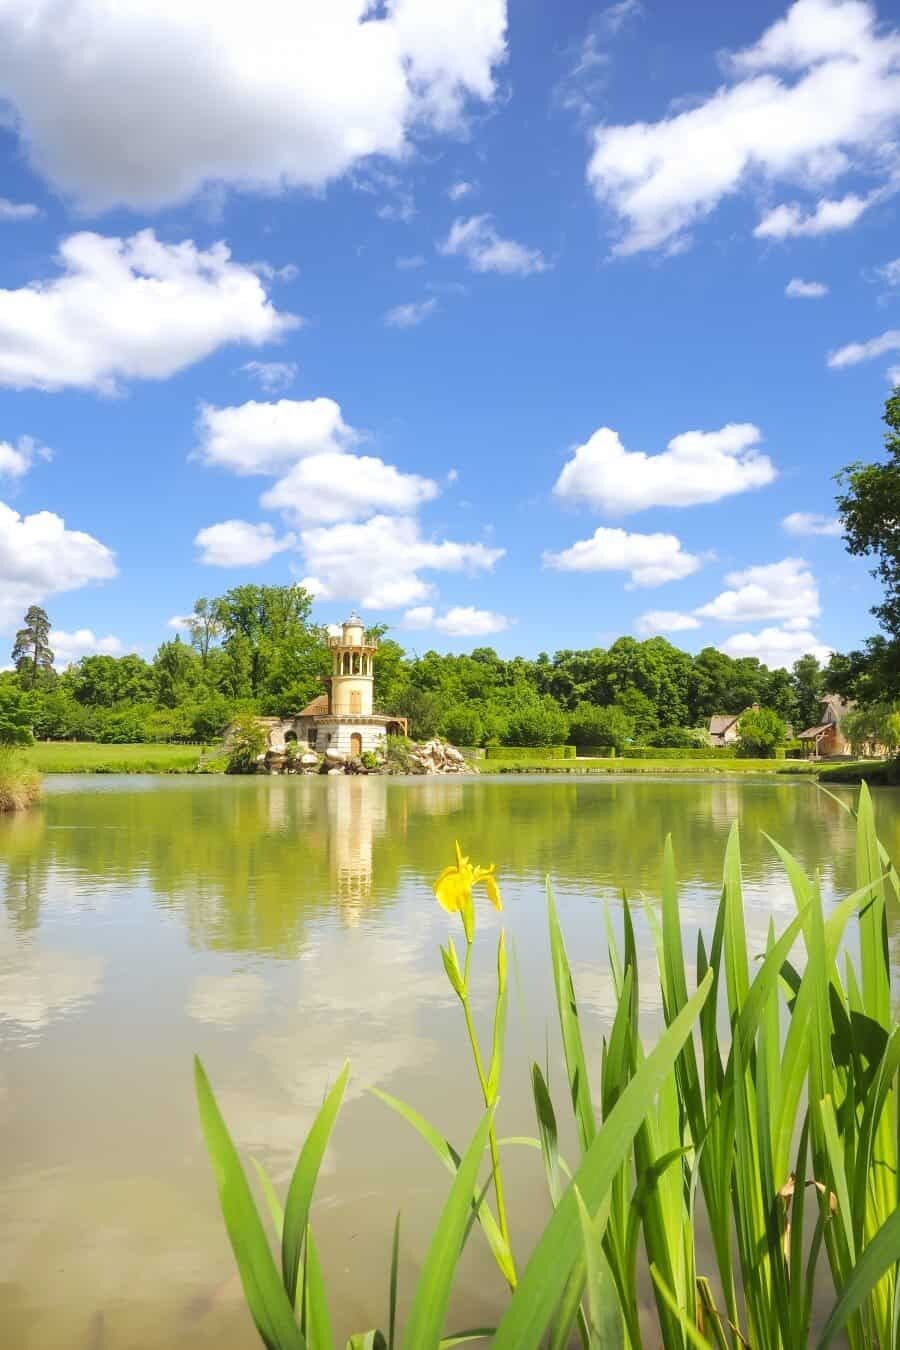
top-left (577, 745), bottom-right (617, 758)
top-left (620, 746), bottom-right (739, 760)
top-left (485, 744), bottom-right (576, 761)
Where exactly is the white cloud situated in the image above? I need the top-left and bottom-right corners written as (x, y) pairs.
top-left (587, 0), bottom-right (900, 254)
top-left (0, 436), bottom-right (51, 479)
top-left (553, 423), bottom-right (776, 513)
top-left (384, 298), bottom-right (438, 328)
top-left (0, 198), bottom-right (39, 221)
top-left (0, 0), bottom-right (508, 210)
top-left (889, 364), bottom-right (900, 385)
top-left (403, 604), bottom-right (509, 635)
top-left (249, 261), bottom-right (299, 283)
top-left (635, 610), bottom-right (701, 635)
top-left (167, 615), bottom-right (191, 631)
top-left (261, 452), bottom-right (438, 524)
top-left (782, 511), bottom-right (842, 536)
top-left (877, 257), bottom-right (900, 286)
top-left (52, 629), bottom-right (125, 666)
top-left (827, 330), bottom-right (900, 369)
top-left (298, 514), bottom-right (504, 609)
top-left (194, 520), bottom-right (296, 568)
top-left (439, 215), bottom-right (549, 275)
top-left (241, 360), bottom-right (298, 393)
top-left (755, 193), bottom-right (873, 239)
top-left (696, 557), bottom-right (819, 623)
top-left (719, 624), bottom-right (832, 669)
top-left (195, 398), bottom-right (357, 476)
top-left (377, 195), bottom-right (416, 224)
top-left (785, 277), bottom-right (828, 298)
top-left (447, 180), bottom-right (474, 200)
top-left (543, 526), bottom-right (702, 587)
top-left (396, 255), bottom-right (426, 270)
top-left (0, 230), bottom-right (297, 393)
top-left (0, 501), bottom-right (116, 629)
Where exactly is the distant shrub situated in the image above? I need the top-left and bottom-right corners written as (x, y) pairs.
top-left (226, 713), bottom-right (267, 774)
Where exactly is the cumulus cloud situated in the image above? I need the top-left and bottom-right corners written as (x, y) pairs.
top-left (384, 298), bottom-right (438, 328)
top-left (0, 198), bottom-right (39, 221)
top-left (403, 604), bottom-right (509, 635)
top-left (52, 629), bottom-right (125, 667)
top-left (877, 257), bottom-right (900, 286)
top-left (298, 514), bottom-right (504, 609)
top-left (0, 0), bottom-right (508, 210)
top-left (782, 511), bottom-right (843, 536)
top-left (755, 193), bottom-right (874, 239)
top-left (0, 501), bottom-right (116, 629)
top-left (194, 520), bottom-right (296, 567)
top-left (785, 278), bottom-right (828, 298)
top-left (260, 452), bottom-right (438, 524)
top-left (0, 230), bottom-right (297, 393)
top-left (553, 423), bottom-right (775, 513)
top-left (543, 526), bottom-right (702, 587)
top-left (447, 181), bottom-right (474, 200)
top-left (635, 610), bottom-right (701, 635)
top-left (439, 215), bottom-right (549, 274)
top-left (0, 436), bottom-right (51, 479)
top-left (719, 624), bottom-right (832, 669)
top-left (195, 399), bottom-right (357, 476)
top-left (827, 330), bottom-right (900, 369)
top-left (241, 360), bottom-right (298, 393)
top-left (587, 0), bottom-right (900, 253)
top-left (696, 557), bottom-right (819, 623)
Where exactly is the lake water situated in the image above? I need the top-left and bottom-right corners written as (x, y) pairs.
top-left (1, 774), bottom-right (898, 1348)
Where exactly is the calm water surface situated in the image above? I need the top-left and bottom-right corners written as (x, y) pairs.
top-left (1, 774), bottom-right (898, 1348)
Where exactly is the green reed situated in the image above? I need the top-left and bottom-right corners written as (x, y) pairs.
top-left (195, 783), bottom-right (899, 1348)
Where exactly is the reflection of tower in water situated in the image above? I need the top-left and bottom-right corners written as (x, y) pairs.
top-left (327, 777), bottom-right (387, 921)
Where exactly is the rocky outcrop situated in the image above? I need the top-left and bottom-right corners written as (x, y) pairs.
top-left (406, 739), bottom-right (475, 775)
top-left (258, 737), bottom-right (475, 776)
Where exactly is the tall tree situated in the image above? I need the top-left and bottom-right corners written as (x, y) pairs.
top-left (791, 654), bottom-right (823, 730)
top-left (837, 386), bottom-right (900, 639)
top-left (11, 606), bottom-right (54, 690)
top-left (185, 597), bottom-right (224, 669)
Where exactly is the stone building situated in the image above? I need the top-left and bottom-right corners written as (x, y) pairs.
top-left (262, 611), bottom-right (407, 759)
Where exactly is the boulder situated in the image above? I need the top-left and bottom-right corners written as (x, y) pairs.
top-left (325, 747), bottom-right (345, 764)
top-left (300, 752), bottom-right (319, 767)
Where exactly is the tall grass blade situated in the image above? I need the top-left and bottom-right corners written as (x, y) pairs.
top-left (388, 1212), bottom-right (400, 1350)
top-left (194, 1056), bottom-right (306, 1350)
top-left (817, 1206), bottom-right (900, 1349)
top-left (574, 1185), bottom-right (623, 1347)
top-left (400, 1104), bottom-right (495, 1350)
top-left (493, 970), bottom-right (712, 1350)
top-left (547, 877), bottom-right (595, 1155)
top-left (283, 1062), bottom-right (350, 1307)
top-left (304, 1225), bottom-right (335, 1350)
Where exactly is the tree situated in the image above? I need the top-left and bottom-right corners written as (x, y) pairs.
top-left (225, 712), bottom-right (267, 773)
top-left (568, 702), bottom-right (633, 751)
top-left (737, 706), bottom-right (786, 758)
top-left (836, 386), bottom-right (900, 642)
top-left (504, 698), bottom-right (569, 747)
top-left (185, 597), bottom-right (224, 669)
top-left (791, 654), bottom-right (823, 730)
top-left (154, 637), bottom-right (201, 708)
top-left (0, 684), bottom-right (34, 745)
top-left (842, 702), bottom-right (900, 758)
top-left (11, 606), bottom-right (54, 690)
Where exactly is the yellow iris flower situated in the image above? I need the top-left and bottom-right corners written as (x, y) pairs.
top-left (433, 841), bottom-right (502, 940)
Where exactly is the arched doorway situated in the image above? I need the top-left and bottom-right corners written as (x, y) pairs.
top-left (350, 733), bottom-right (363, 758)
top-left (284, 730), bottom-right (297, 744)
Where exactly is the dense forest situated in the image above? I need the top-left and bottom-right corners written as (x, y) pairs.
top-left (2, 387), bottom-right (898, 752)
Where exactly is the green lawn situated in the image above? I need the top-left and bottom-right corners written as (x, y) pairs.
top-left (482, 757), bottom-right (820, 775)
top-left (31, 742), bottom-right (206, 773)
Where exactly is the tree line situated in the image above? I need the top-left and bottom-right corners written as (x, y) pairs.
top-left (2, 387), bottom-right (898, 752)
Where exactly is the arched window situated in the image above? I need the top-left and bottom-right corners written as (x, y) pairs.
top-left (350, 690), bottom-right (362, 713)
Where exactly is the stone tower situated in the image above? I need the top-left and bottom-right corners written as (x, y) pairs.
top-left (328, 611), bottom-right (376, 717)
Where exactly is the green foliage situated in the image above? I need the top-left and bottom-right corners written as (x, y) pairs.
top-left (226, 712), bottom-right (268, 774)
top-left (737, 705), bottom-right (786, 757)
top-left (568, 701), bottom-right (633, 750)
top-left (0, 746), bottom-right (40, 811)
top-left (836, 386), bottom-right (900, 644)
top-left (842, 701), bottom-right (900, 756)
top-left (622, 744), bottom-right (738, 759)
top-left (504, 698), bottom-right (569, 747)
top-left (197, 801), bottom-right (899, 1347)
top-left (484, 744), bottom-right (576, 760)
top-left (645, 725), bottom-right (708, 748)
top-left (0, 683), bottom-right (34, 746)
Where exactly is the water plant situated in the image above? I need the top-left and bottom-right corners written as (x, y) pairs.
top-left (195, 784), bottom-right (899, 1347)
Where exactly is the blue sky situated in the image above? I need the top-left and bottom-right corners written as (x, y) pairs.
top-left (1, 0), bottom-right (898, 669)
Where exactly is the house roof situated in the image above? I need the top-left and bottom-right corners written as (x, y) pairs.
top-left (298, 693), bottom-right (330, 717)
top-left (798, 723), bottom-right (829, 740)
top-left (709, 714), bottom-right (740, 734)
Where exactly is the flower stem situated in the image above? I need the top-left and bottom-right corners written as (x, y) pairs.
top-left (461, 936), bottom-right (516, 1287)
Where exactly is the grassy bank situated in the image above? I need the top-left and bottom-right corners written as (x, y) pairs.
top-left (0, 748), bottom-right (41, 811)
top-left (818, 757), bottom-right (900, 786)
top-left (31, 741), bottom-right (204, 773)
top-left (482, 755), bottom-right (820, 775)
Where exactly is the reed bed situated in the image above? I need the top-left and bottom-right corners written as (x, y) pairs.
top-left (0, 747), bottom-right (40, 812)
top-left (196, 784), bottom-right (899, 1348)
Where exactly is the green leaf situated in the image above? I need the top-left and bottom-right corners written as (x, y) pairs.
top-left (574, 1185), bottom-right (623, 1347)
top-left (371, 1089), bottom-right (514, 1286)
top-left (817, 1206), bottom-right (900, 1348)
top-left (531, 1064), bottom-right (563, 1207)
top-left (547, 877), bottom-right (595, 1155)
top-left (304, 1225), bottom-right (335, 1350)
top-left (346, 1333), bottom-right (386, 1350)
top-left (441, 940), bottom-right (465, 999)
top-left (194, 1056), bottom-right (306, 1350)
top-left (388, 1213), bottom-right (400, 1350)
top-left (283, 1062), bottom-right (350, 1307)
top-left (651, 1267), bottom-right (715, 1350)
top-left (492, 970), bottom-right (713, 1350)
top-left (400, 1104), bottom-right (495, 1350)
